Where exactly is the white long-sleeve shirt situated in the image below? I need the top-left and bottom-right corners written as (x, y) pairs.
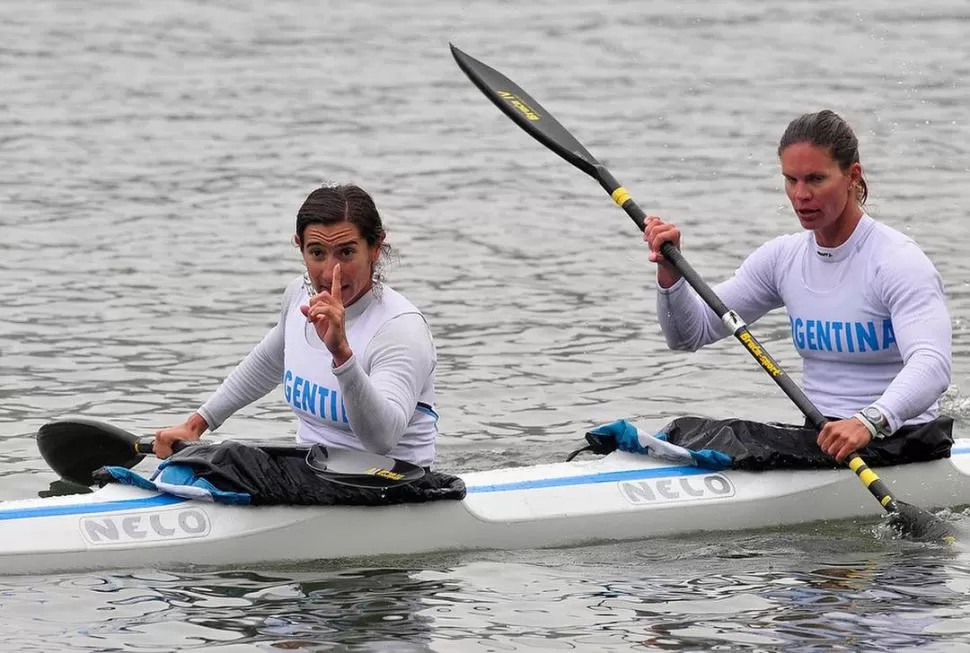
top-left (196, 277), bottom-right (438, 466)
top-left (657, 214), bottom-right (952, 432)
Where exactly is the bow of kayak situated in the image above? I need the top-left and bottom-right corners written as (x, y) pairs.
top-left (3, 443), bottom-right (970, 575)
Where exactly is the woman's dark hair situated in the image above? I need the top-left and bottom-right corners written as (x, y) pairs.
top-left (296, 183), bottom-right (392, 281)
top-left (778, 109), bottom-right (868, 204)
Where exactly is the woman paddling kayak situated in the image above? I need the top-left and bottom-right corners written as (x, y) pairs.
top-left (643, 110), bottom-right (952, 463)
top-left (154, 184), bottom-right (439, 467)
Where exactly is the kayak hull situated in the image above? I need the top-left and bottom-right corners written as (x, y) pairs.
top-left (3, 442), bottom-right (970, 575)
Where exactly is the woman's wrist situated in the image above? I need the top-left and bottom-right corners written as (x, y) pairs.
top-left (657, 265), bottom-right (683, 289)
top-left (185, 412), bottom-right (209, 437)
top-left (332, 346), bottom-right (354, 368)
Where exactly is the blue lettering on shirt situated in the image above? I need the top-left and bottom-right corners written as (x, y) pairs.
top-left (815, 321), bottom-right (831, 351)
top-left (318, 386), bottom-right (330, 418)
top-left (831, 322), bottom-right (844, 352)
top-left (856, 321), bottom-right (879, 352)
top-left (302, 381), bottom-right (317, 415)
top-left (882, 319), bottom-right (897, 349)
top-left (282, 368), bottom-right (345, 424)
top-left (790, 317), bottom-right (896, 353)
top-left (283, 369), bottom-right (293, 402)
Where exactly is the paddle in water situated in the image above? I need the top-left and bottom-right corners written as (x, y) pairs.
top-left (36, 417), bottom-right (425, 490)
top-left (449, 43), bottom-right (953, 542)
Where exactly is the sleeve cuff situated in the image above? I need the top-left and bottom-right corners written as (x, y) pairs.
top-left (196, 406), bottom-right (221, 432)
top-left (656, 277), bottom-right (688, 295)
top-left (332, 353), bottom-right (357, 375)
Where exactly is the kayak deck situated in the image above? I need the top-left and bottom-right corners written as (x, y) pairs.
top-left (2, 442), bottom-right (970, 575)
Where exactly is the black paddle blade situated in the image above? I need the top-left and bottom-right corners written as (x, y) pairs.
top-left (305, 444), bottom-right (425, 489)
top-left (37, 478), bottom-right (94, 498)
top-left (36, 418), bottom-right (144, 486)
top-left (890, 501), bottom-right (957, 543)
top-left (449, 43), bottom-right (601, 177)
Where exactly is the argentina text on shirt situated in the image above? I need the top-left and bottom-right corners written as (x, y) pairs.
top-left (790, 317), bottom-right (897, 353)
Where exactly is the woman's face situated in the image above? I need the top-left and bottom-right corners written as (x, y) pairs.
top-left (781, 142), bottom-right (861, 239)
top-left (298, 221), bottom-right (381, 305)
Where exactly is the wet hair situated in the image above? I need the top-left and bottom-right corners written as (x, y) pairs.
top-left (295, 183), bottom-right (392, 281)
top-left (777, 110), bottom-right (868, 204)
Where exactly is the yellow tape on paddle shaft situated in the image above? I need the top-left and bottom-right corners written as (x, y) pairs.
top-left (611, 187), bottom-right (631, 207)
top-left (848, 456), bottom-right (893, 507)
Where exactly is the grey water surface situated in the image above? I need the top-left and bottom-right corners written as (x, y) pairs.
top-left (3, 0), bottom-right (970, 650)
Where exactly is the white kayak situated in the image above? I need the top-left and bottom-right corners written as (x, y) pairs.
top-left (3, 441), bottom-right (970, 576)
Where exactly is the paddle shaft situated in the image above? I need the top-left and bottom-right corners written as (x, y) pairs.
top-left (134, 437), bottom-right (307, 458)
top-left (135, 436), bottom-right (167, 455)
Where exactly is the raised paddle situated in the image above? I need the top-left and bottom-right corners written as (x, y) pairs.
top-left (36, 417), bottom-right (425, 490)
top-left (449, 43), bottom-right (953, 541)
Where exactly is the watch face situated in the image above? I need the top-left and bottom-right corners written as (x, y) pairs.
top-left (863, 407), bottom-right (884, 424)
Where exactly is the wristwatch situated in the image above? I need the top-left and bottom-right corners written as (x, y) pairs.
top-left (860, 406), bottom-right (891, 438)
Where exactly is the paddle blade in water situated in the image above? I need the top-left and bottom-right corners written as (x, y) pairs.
top-left (305, 444), bottom-right (425, 489)
top-left (36, 418), bottom-right (144, 486)
top-left (890, 501), bottom-right (956, 543)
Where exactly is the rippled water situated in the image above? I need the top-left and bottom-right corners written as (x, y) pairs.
top-left (3, 0), bottom-right (970, 649)
top-left (3, 532), bottom-right (970, 652)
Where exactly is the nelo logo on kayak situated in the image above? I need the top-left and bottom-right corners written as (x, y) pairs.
top-left (619, 474), bottom-right (735, 505)
top-left (80, 508), bottom-right (211, 545)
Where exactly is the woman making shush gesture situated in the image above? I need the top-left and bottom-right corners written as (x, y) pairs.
top-left (155, 184), bottom-right (439, 468)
